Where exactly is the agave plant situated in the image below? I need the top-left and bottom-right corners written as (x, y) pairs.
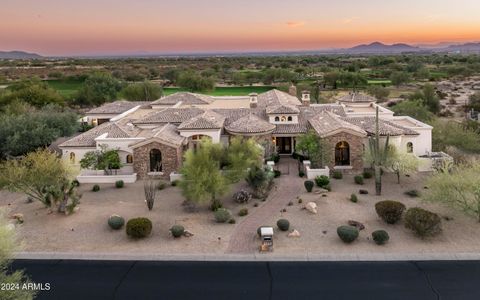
top-left (368, 106), bottom-right (390, 196)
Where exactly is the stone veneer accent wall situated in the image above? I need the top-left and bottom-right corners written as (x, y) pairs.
top-left (133, 142), bottom-right (183, 179)
top-left (324, 132), bottom-right (364, 173)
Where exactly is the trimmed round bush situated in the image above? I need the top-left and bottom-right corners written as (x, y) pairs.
top-left (126, 217), bottom-right (152, 238)
top-left (332, 170), bottom-right (343, 179)
top-left (350, 193), bottom-right (358, 203)
top-left (315, 175), bottom-right (330, 188)
top-left (214, 208), bottom-right (232, 223)
top-left (362, 171), bottom-right (373, 179)
top-left (108, 215), bottom-right (125, 230)
top-left (298, 170), bottom-right (305, 177)
top-left (354, 175), bottom-right (364, 185)
top-left (238, 208), bottom-right (249, 216)
top-left (170, 225), bottom-right (185, 238)
top-left (323, 184), bottom-right (332, 192)
top-left (372, 230), bottom-right (390, 245)
top-left (337, 226), bottom-right (359, 243)
top-left (304, 180), bottom-right (314, 192)
top-left (115, 180), bottom-right (124, 188)
top-left (228, 218), bottom-right (236, 224)
top-left (92, 184), bottom-right (100, 192)
top-left (274, 170), bottom-right (281, 178)
top-left (277, 219), bottom-right (290, 231)
top-left (404, 207), bottom-right (442, 238)
top-left (375, 200), bottom-right (406, 224)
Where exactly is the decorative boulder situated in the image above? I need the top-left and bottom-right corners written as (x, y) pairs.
top-left (288, 229), bottom-right (301, 238)
top-left (183, 230), bottom-right (194, 237)
top-left (305, 202), bottom-right (318, 214)
top-left (348, 220), bottom-right (365, 231)
top-left (11, 213), bottom-right (24, 224)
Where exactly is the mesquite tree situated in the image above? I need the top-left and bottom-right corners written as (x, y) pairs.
top-left (368, 106), bottom-right (390, 195)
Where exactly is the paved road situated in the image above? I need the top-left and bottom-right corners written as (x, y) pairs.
top-left (10, 260), bottom-right (480, 300)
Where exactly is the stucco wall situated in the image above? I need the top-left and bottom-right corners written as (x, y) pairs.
top-left (133, 142), bottom-right (183, 179)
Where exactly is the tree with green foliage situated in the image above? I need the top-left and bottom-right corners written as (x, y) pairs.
top-left (389, 71), bottom-right (410, 86)
top-left (339, 72), bottom-right (367, 91)
top-left (323, 72), bottom-right (340, 89)
top-left (467, 92), bottom-right (480, 112)
top-left (420, 84), bottom-right (440, 114)
top-left (0, 211), bottom-right (37, 300)
top-left (0, 77), bottom-right (64, 107)
top-left (80, 146), bottom-right (122, 175)
top-left (367, 85), bottom-right (390, 102)
top-left (432, 120), bottom-right (480, 154)
top-left (179, 139), bottom-right (228, 210)
top-left (121, 81), bottom-right (163, 101)
top-left (0, 149), bottom-right (80, 213)
top-left (391, 100), bottom-right (434, 123)
top-left (424, 162), bottom-right (480, 222)
top-left (295, 130), bottom-right (332, 168)
top-left (384, 146), bottom-right (419, 184)
top-left (225, 137), bottom-right (262, 183)
top-left (75, 72), bottom-right (123, 106)
top-left (177, 72), bottom-right (215, 92)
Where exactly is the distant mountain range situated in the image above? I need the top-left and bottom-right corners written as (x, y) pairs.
top-left (0, 51), bottom-right (43, 59)
top-left (2, 41), bottom-right (480, 59)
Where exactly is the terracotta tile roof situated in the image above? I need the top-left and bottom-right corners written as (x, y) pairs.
top-left (309, 112), bottom-right (367, 137)
top-left (336, 92), bottom-right (377, 103)
top-left (86, 100), bottom-right (151, 114)
top-left (225, 113), bottom-right (275, 135)
top-left (266, 104), bottom-right (300, 114)
top-left (152, 124), bottom-right (186, 146)
top-left (342, 116), bottom-right (419, 136)
top-left (59, 122), bottom-right (131, 147)
top-left (133, 107), bottom-right (204, 124)
top-left (150, 92), bottom-right (214, 105)
top-left (178, 110), bottom-right (226, 130)
top-left (257, 89), bottom-right (302, 107)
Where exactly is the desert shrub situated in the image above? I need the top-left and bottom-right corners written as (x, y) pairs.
top-left (404, 207), bottom-right (442, 237)
top-left (210, 201), bottom-right (223, 211)
top-left (92, 184), bottom-right (100, 192)
top-left (304, 180), bottom-right (314, 192)
top-left (232, 190), bottom-right (252, 204)
top-left (228, 218), bottom-right (236, 224)
top-left (375, 200), bottom-right (406, 224)
top-left (170, 225), bottom-right (185, 238)
top-left (270, 153), bottom-right (280, 163)
top-left (214, 208), bottom-right (232, 223)
top-left (288, 201), bottom-right (293, 206)
top-left (171, 180), bottom-right (179, 186)
top-left (108, 215), bottom-right (125, 230)
top-left (72, 179), bottom-right (80, 187)
top-left (156, 182), bottom-right (167, 190)
top-left (372, 230), bottom-right (390, 245)
top-left (298, 198), bottom-right (303, 204)
top-left (314, 175), bottom-right (330, 187)
top-left (359, 189), bottom-right (368, 194)
top-left (362, 171), bottom-right (373, 179)
top-left (273, 170), bottom-right (281, 178)
top-left (323, 184), bottom-right (332, 192)
top-left (115, 180), bottom-right (124, 188)
top-left (277, 219), bottom-right (290, 231)
top-left (404, 189), bottom-right (420, 197)
top-left (354, 175), bottom-right (364, 185)
top-left (238, 208), bottom-right (249, 216)
top-left (350, 194), bottom-right (358, 203)
top-left (332, 170), bottom-right (343, 179)
top-left (126, 217), bottom-right (152, 238)
top-left (337, 225), bottom-right (359, 243)
top-left (298, 170), bottom-right (305, 177)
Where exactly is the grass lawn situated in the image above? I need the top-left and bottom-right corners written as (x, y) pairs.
top-left (46, 80), bottom-right (84, 98)
top-left (163, 86), bottom-right (274, 96)
top-left (367, 79), bottom-right (392, 85)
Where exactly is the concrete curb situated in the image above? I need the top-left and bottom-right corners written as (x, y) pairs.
top-left (14, 251), bottom-right (480, 261)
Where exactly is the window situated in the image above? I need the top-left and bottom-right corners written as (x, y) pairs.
top-left (274, 116), bottom-right (280, 122)
top-left (280, 116), bottom-right (287, 122)
top-left (69, 152), bottom-right (75, 164)
top-left (126, 154), bottom-right (133, 164)
top-left (335, 141), bottom-right (350, 166)
top-left (149, 149), bottom-right (162, 172)
top-left (287, 116), bottom-right (292, 122)
top-left (407, 142), bottom-right (413, 153)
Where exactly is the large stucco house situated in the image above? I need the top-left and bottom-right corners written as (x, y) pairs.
top-left (59, 89), bottom-right (433, 182)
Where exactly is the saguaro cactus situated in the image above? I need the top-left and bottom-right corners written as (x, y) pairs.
top-left (368, 106), bottom-right (390, 195)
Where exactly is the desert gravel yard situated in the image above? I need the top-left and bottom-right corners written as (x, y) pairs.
top-left (1, 170), bottom-right (480, 258)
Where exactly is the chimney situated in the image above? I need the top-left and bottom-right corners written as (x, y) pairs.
top-left (288, 84), bottom-right (297, 97)
top-left (249, 93), bottom-right (258, 108)
top-left (301, 90), bottom-right (310, 106)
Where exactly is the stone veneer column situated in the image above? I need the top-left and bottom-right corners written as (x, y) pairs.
top-left (133, 141), bottom-right (183, 179)
top-left (324, 132), bottom-right (364, 173)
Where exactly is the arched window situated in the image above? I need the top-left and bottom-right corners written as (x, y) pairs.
top-left (280, 116), bottom-right (287, 122)
top-left (335, 141), bottom-right (350, 166)
top-left (69, 152), bottom-right (75, 164)
top-left (287, 116), bottom-right (292, 122)
top-left (274, 116), bottom-right (280, 122)
top-left (149, 149), bottom-right (162, 172)
top-left (406, 142), bottom-right (413, 153)
top-left (126, 154), bottom-right (133, 164)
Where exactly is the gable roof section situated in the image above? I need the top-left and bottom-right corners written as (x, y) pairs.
top-left (133, 107), bottom-right (205, 125)
top-left (130, 124), bottom-right (186, 149)
top-left (150, 92), bottom-right (214, 106)
top-left (177, 110), bottom-right (226, 130)
top-left (266, 104), bottom-right (300, 114)
top-left (308, 112), bottom-right (367, 138)
top-left (342, 116), bottom-right (419, 136)
top-left (336, 92), bottom-right (377, 103)
top-left (59, 122), bottom-right (130, 147)
top-left (225, 113), bottom-right (275, 135)
top-left (86, 100), bottom-right (151, 114)
top-left (258, 89), bottom-right (302, 107)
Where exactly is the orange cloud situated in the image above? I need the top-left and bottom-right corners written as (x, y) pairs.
top-left (286, 21), bottom-right (305, 28)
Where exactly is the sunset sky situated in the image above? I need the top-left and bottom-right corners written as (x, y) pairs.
top-left (1, 0), bottom-right (480, 56)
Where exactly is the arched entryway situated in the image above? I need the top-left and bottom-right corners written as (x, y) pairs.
top-left (335, 141), bottom-right (350, 166)
top-left (149, 149), bottom-right (162, 172)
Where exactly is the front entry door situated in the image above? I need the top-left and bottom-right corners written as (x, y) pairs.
top-left (277, 137), bottom-right (292, 154)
